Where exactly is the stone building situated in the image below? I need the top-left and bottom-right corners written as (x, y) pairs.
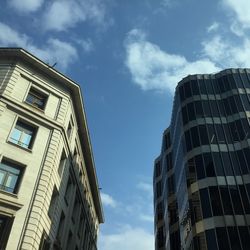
top-left (0, 48), bottom-right (104, 250)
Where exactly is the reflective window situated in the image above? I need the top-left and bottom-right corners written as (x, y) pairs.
top-left (228, 227), bottom-right (241, 250)
top-left (230, 152), bottom-right (241, 175)
top-left (198, 125), bottom-right (209, 145)
top-left (195, 155), bottom-right (205, 179)
top-left (187, 102), bottom-right (195, 121)
top-left (216, 227), bottom-right (230, 250)
top-left (191, 80), bottom-right (199, 95)
top-left (203, 153), bottom-right (216, 177)
top-left (229, 186), bottom-right (243, 214)
top-left (182, 106), bottom-right (188, 125)
top-left (200, 188), bottom-right (212, 218)
top-left (179, 85), bottom-right (185, 101)
top-left (238, 226), bottom-right (250, 250)
top-left (221, 152), bottom-right (233, 176)
top-left (205, 79), bottom-right (214, 94)
top-left (209, 186), bottom-right (223, 216)
top-left (185, 130), bottom-right (192, 152)
top-left (0, 159), bottom-right (23, 194)
top-left (222, 75), bottom-right (231, 91)
top-left (9, 120), bottom-right (37, 149)
top-left (234, 95), bottom-right (244, 112)
top-left (213, 153), bottom-right (224, 176)
top-left (26, 87), bottom-right (47, 110)
top-left (220, 186), bottom-right (233, 215)
top-left (195, 101), bottom-right (203, 118)
top-left (227, 74), bottom-right (237, 89)
top-left (205, 229), bottom-right (218, 250)
top-left (236, 150), bottom-right (248, 174)
top-left (210, 101), bottom-right (219, 117)
top-left (191, 126), bottom-right (200, 148)
top-left (199, 79), bottom-right (207, 95)
top-left (215, 124), bottom-right (225, 143)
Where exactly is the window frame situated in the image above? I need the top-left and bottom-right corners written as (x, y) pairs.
top-left (25, 86), bottom-right (48, 111)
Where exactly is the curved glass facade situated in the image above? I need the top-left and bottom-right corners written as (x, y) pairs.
top-left (153, 69), bottom-right (250, 250)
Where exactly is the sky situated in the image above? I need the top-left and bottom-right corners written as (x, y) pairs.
top-left (1, 0), bottom-right (250, 249)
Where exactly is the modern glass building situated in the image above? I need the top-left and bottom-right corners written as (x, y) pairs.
top-left (153, 69), bottom-right (250, 250)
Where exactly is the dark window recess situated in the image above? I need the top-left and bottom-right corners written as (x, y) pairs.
top-left (216, 227), bottom-right (230, 250)
top-left (210, 101), bottom-right (219, 117)
top-left (229, 122), bottom-right (239, 142)
top-left (238, 226), bottom-right (250, 250)
top-left (39, 231), bottom-right (51, 250)
top-left (9, 120), bottom-right (37, 149)
top-left (179, 85), bottom-right (185, 101)
top-left (228, 227), bottom-right (241, 250)
top-left (26, 88), bottom-right (47, 110)
top-left (202, 101), bottom-right (211, 117)
top-left (218, 100), bottom-right (226, 116)
top-left (195, 155), bottom-right (205, 180)
top-left (184, 81), bottom-right (192, 98)
top-left (157, 226), bottom-right (165, 248)
top-left (165, 132), bottom-right (171, 150)
top-left (220, 186), bottom-right (233, 215)
top-left (230, 152), bottom-right (241, 175)
top-left (213, 79), bottom-right (220, 94)
top-left (0, 215), bottom-right (14, 250)
top-left (234, 73), bottom-right (244, 88)
top-left (236, 150), bottom-right (248, 174)
top-left (243, 148), bottom-right (250, 166)
top-left (56, 212), bottom-right (65, 246)
top-left (182, 106), bottom-right (189, 125)
top-left (200, 188), bottom-right (212, 218)
top-left (239, 185), bottom-right (250, 213)
top-left (190, 126), bottom-right (200, 148)
top-left (64, 177), bottom-right (73, 204)
top-left (215, 124), bottom-right (225, 143)
top-left (195, 101), bottom-right (203, 118)
top-left (221, 152), bottom-right (233, 176)
top-left (167, 153), bottom-right (173, 171)
top-left (187, 102), bottom-right (196, 121)
top-left (209, 186), bottom-right (223, 216)
top-left (185, 131), bottom-right (192, 152)
top-left (205, 229), bottom-right (218, 250)
top-left (155, 161), bottom-right (161, 178)
top-left (203, 153), bottom-right (215, 177)
top-left (199, 125), bottom-right (209, 145)
top-left (213, 153), bottom-right (224, 176)
top-left (199, 79), bottom-right (207, 95)
top-left (223, 99), bottom-right (232, 116)
top-left (0, 159), bottom-right (23, 194)
top-left (66, 230), bottom-right (73, 250)
top-left (235, 120), bottom-right (245, 140)
top-left (58, 150), bottom-right (67, 177)
top-left (156, 181), bottom-right (162, 198)
top-left (187, 157), bottom-right (196, 185)
top-left (191, 80), bottom-right (200, 95)
top-left (229, 186), bottom-right (244, 214)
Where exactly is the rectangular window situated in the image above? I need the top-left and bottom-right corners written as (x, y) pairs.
top-left (9, 119), bottom-right (37, 149)
top-left (26, 87), bottom-right (47, 110)
top-left (0, 215), bottom-right (14, 250)
top-left (58, 150), bottom-right (67, 177)
top-left (0, 159), bottom-right (23, 194)
top-left (48, 187), bottom-right (59, 219)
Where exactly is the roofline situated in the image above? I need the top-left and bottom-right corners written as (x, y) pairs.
top-left (0, 48), bottom-right (104, 223)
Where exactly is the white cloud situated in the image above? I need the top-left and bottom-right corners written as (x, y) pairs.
top-left (139, 214), bottom-right (154, 223)
top-left (9, 0), bottom-right (44, 13)
top-left (0, 22), bottom-right (77, 70)
top-left (137, 181), bottom-right (153, 196)
top-left (222, 0), bottom-right (250, 29)
top-left (207, 22), bottom-right (220, 33)
top-left (124, 29), bottom-right (219, 93)
top-left (101, 192), bottom-right (117, 208)
top-left (98, 225), bottom-right (154, 250)
top-left (75, 38), bottom-right (94, 53)
top-left (42, 0), bottom-right (106, 32)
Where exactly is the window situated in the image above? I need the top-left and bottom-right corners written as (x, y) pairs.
top-left (216, 227), bottom-right (230, 250)
top-left (56, 212), bottom-right (65, 245)
top-left (200, 188), bottom-right (212, 218)
top-left (209, 187), bottom-right (223, 216)
top-left (9, 120), bottom-right (37, 149)
top-left (26, 87), bottom-right (47, 110)
top-left (0, 159), bottom-right (23, 194)
top-left (58, 150), bottom-right (67, 177)
top-left (0, 215), bottom-right (14, 250)
top-left (64, 176), bottom-right (73, 204)
top-left (220, 186), bottom-right (233, 215)
top-left (205, 229), bottom-right (218, 250)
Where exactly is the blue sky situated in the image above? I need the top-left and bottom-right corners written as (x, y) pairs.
top-left (1, 0), bottom-right (250, 249)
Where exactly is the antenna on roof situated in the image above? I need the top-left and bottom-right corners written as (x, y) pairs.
top-left (51, 62), bottom-right (57, 68)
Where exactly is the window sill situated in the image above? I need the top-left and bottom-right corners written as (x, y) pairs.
top-left (7, 141), bottom-right (33, 153)
top-left (24, 101), bottom-right (45, 113)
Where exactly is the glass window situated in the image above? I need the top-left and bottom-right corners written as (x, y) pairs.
top-left (230, 152), bottom-right (241, 175)
top-left (239, 185), bottom-right (250, 213)
top-left (229, 122), bottom-right (239, 142)
top-left (191, 126), bottom-right (200, 148)
top-left (195, 101), bottom-right (203, 118)
top-left (228, 227), bottom-right (241, 250)
top-left (184, 81), bottom-right (192, 98)
top-left (195, 155), bottom-right (205, 179)
top-left (182, 106), bottom-right (188, 125)
top-left (223, 124), bottom-right (232, 144)
top-left (179, 86), bottom-right (185, 101)
top-left (155, 161), bottom-right (161, 178)
top-left (238, 226), bottom-right (250, 250)
top-left (212, 79), bottom-right (220, 94)
top-left (198, 125), bottom-right (209, 145)
top-left (229, 186), bottom-right (244, 214)
top-left (202, 101), bottom-right (211, 117)
top-left (220, 186), bottom-right (233, 215)
top-left (185, 130), bottom-right (192, 152)
top-left (227, 74), bottom-right (237, 89)
top-left (229, 96), bottom-right (237, 114)
top-left (218, 100), bottom-right (226, 117)
top-left (218, 78), bottom-right (225, 93)
top-left (205, 79), bottom-right (214, 94)
top-left (205, 229), bottom-right (218, 250)
top-left (187, 103), bottom-right (195, 121)
top-left (215, 124), bottom-right (225, 144)
top-left (64, 176), bottom-right (73, 205)
top-left (9, 120), bottom-right (37, 149)
top-left (209, 186), bottom-right (223, 216)
top-left (213, 153), bottom-right (224, 176)
top-left (0, 215), bottom-right (13, 250)
top-left (216, 227), bottom-right (230, 250)
top-left (156, 181), bottom-right (162, 198)
top-left (26, 87), bottom-right (47, 110)
top-left (0, 159), bottom-right (23, 194)
top-left (48, 187), bottom-right (59, 219)
top-left (234, 73), bottom-right (244, 88)
top-left (222, 76), bottom-right (231, 91)
top-left (236, 150), bottom-right (248, 174)
top-left (199, 79), bottom-right (207, 95)
top-left (207, 124), bottom-right (217, 144)
top-left (221, 152), bottom-right (233, 176)
top-left (234, 95), bottom-right (244, 112)
top-left (191, 80), bottom-right (199, 95)
top-left (58, 150), bottom-right (67, 177)
top-left (210, 101), bottom-right (219, 117)
top-left (203, 153), bottom-right (215, 177)
top-left (241, 94), bottom-right (250, 111)
top-left (200, 188), bottom-right (212, 218)
top-left (242, 72), bottom-right (250, 88)
top-left (235, 120), bottom-right (245, 140)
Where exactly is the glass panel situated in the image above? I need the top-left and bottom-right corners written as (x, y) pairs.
top-left (184, 81), bottom-right (192, 98)
top-left (198, 125), bottom-right (209, 145)
top-left (200, 188), bottom-right (212, 218)
top-left (239, 185), bottom-right (250, 214)
top-left (221, 152), bottom-right (233, 176)
top-left (9, 128), bottom-right (22, 144)
top-left (195, 101), bottom-right (203, 118)
top-left (195, 155), bottom-right (205, 179)
top-left (191, 80), bottom-right (199, 95)
top-left (216, 227), bottom-right (230, 250)
top-left (191, 126), bottom-right (200, 148)
top-left (5, 174), bottom-right (18, 192)
top-left (220, 186), bottom-right (233, 215)
top-left (205, 229), bottom-right (218, 250)
top-left (238, 226), bottom-right (250, 250)
top-left (202, 101), bottom-right (211, 117)
top-left (182, 106), bottom-right (188, 125)
top-left (229, 186), bottom-right (244, 214)
top-left (228, 227), bottom-right (241, 250)
top-left (213, 153), bottom-right (224, 176)
top-left (203, 153), bottom-right (215, 177)
top-left (209, 186), bottom-right (223, 216)
top-left (187, 103), bottom-right (195, 121)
